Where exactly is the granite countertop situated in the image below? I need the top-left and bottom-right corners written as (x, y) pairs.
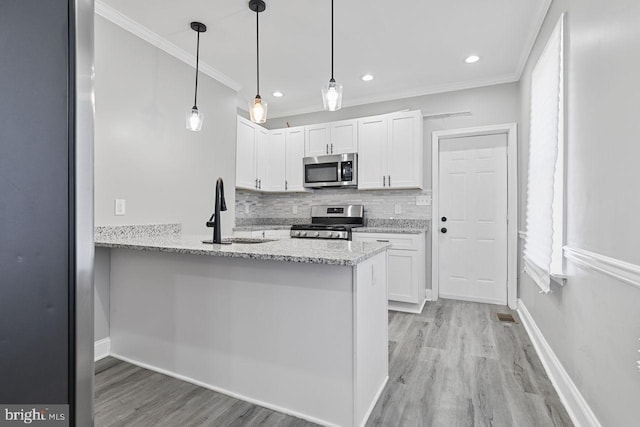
top-left (352, 227), bottom-right (426, 234)
top-left (95, 232), bottom-right (390, 266)
top-left (353, 218), bottom-right (430, 235)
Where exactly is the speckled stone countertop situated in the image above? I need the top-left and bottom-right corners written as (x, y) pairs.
top-left (95, 232), bottom-right (390, 266)
top-left (354, 218), bottom-right (430, 235)
top-left (233, 224), bottom-right (292, 232)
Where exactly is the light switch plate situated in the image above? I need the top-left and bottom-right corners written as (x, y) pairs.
top-left (244, 204), bottom-right (250, 214)
top-left (416, 195), bottom-right (431, 206)
top-left (394, 204), bottom-right (402, 214)
top-left (114, 199), bottom-right (126, 216)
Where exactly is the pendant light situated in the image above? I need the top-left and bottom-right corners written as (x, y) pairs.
top-left (322, 0), bottom-right (343, 111)
top-left (186, 21), bottom-right (207, 131)
top-left (249, 0), bottom-right (267, 123)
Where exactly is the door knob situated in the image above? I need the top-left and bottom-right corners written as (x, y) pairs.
top-left (440, 227), bottom-right (447, 233)
top-left (441, 216), bottom-right (447, 222)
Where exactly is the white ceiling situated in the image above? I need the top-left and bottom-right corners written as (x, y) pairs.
top-left (99, 0), bottom-right (551, 118)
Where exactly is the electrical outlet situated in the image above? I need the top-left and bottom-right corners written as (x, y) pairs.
top-left (114, 199), bottom-right (126, 216)
top-left (416, 195), bottom-right (431, 206)
top-left (394, 204), bottom-right (402, 214)
top-left (292, 205), bottom-right (298, 214)
top-left (244, 204), bottom-right (250, 214)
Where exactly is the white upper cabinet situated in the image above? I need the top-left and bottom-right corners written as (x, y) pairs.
top-left (304, 119), bottom-right (358, 156)
top-left (305, 123), bottom-right (331, 156)
top-left (330, 119), bottom-right (358, 154)
top-left (236, 116), bottom-right (258, 190)
top-left (387, 111), bottom-right (423, 189)
top-left (357, 115), bottom-right (388, 189)
top-left (255, 127), bottom-right (268, 190)
top-left (357, 110), bottom-right (423, 190)
top-left (285, 127), bottom-right (306, 192)
top-left (236, 116), bottom-right (268, 191)
top-left (264, 129), bottom-right (286, 192)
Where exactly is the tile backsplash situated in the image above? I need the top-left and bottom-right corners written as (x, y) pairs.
top-left (236, 188), bottom-right (432, 221)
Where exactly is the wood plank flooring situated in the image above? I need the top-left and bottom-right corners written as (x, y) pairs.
top-left (95, 299), bottom-right (572, 427)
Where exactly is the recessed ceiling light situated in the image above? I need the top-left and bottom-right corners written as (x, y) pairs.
top-left (272, 91), bottom-right (284, 97)
top-left (465, 55), bottom-right (480, 64)
top-left (361, 74), bottom-right (374, 81)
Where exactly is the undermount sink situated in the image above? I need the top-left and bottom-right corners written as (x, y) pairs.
top-left (202, 237), bottom-right (276, 245)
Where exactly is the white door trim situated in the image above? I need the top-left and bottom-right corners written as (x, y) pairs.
top-left (432, 123), bottom-right (518, 309)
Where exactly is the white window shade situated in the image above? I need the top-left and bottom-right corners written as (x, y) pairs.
top-left (524, 14), bottom-right (565, 293)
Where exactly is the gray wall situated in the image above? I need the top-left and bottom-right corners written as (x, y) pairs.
top-left (266, 82), bottom-right (520, 190)
top-left (94, 249), bottom-right (110, 342)
top-left (93, 17), bottom-right (238, 343)
top-left (94, 16), bottom-right (237, 235)
top-left (518, 1), bottom-right (640, 426)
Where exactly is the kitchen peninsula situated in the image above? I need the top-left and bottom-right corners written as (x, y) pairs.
top-left (95, 225), bottom-right (390, 427)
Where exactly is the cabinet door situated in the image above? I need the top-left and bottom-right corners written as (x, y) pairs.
top-left (305, 123), bottom-right (330, 156)
top-left (387, 111), bottom-right (423, 189)
top-left (330, 119), bottom-right (358, 154)
top-left (265, 130), bottom-right (286, 192)
top-left (387, 249), bottom-right (420, 303)
top-left (357, 116), bottom-right (388, 189)
top-left (285, 127), bottom-right (306, 192)
top-left (236, 117), bottom-right (257, 190)
top-left (255, 127), bottom-right (268, 190)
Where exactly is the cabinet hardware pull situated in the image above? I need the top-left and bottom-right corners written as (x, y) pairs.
top-left (326, 144), bottom-right (329, 154)
top-left (258, 179), bottom-right (261, 189)
top-left (285, 180), bottom-right (288, 191)
top-left (376, 240), bottom-right (390, 242)
top-left (255, 178), bottom-right (258, 188)
top-left (330, 143), bottom-right (333, 154)
top-left (388, 175), bottom-right (391, 187)
top-left (383, 176), bottom-right (386, 187)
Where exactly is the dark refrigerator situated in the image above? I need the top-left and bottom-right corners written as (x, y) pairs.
top-left (0, 0), bottom-right (94, 425)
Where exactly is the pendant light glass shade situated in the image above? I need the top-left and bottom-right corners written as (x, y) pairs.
top-left (186, 106), bottom-right (203, 131)
top-left (322, 0), bottom-right (342, 111)
top-left (322, 79), bottom-right (343, 111)
top-left (249, 95), bottom-right (268, 124)
top-left (187, 22), bottom-right (207, 132)
top-left (249, 0), bottom-right (267, 124)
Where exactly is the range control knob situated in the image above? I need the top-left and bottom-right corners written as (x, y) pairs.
top-left (332, 232), bottom-right (340, 238)
top-left (299, 231), bottom-right (307, 237)
top-left (292, 231), bottom-right (300, 236)
top-left (311, 231), bottom-right (320, 237)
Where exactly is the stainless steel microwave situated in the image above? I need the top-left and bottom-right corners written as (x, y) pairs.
top-left (303, 153), bottom-right (357, 188)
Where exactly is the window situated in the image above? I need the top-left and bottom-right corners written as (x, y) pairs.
top-left (523, 14), bottom-right (565, 293)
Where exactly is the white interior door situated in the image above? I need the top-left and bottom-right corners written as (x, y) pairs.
top-left (438, 133), bottom-right (508, 305)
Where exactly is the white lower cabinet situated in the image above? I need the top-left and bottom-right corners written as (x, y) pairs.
top-left (352, 232), bottom-right (427, 312)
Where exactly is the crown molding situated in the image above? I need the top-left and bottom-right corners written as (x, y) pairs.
top-left (515, 0), bottom-right (553, 79)
top-left (263, 72), bottom-right (519, 119)
top-left (95, 0), bottom-right (242, 92)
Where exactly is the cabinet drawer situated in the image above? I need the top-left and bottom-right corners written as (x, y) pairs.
top-left (353, 232), bottom-right (422, 250)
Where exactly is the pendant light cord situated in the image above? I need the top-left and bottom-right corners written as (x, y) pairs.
top-left (256, 8), bottom-right (260, 95)
top-left (331, 0), bottom-right (334, 80)
top-left (194, 30), bottom-right (200, 107)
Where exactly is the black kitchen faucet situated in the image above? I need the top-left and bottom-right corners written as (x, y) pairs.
top-left (206, 177), bottom-right (227, 244)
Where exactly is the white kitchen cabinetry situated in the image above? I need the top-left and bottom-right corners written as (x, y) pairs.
top-left (357, 110), bottom-right (423, 190)
top-left (285, 127), bottom-right (305, 192)
top-left (352, 232), bottom-right (427, 313)
top-left (304, 119), bottom-right (357, 156)
top-left (236, 116), bottom-right (268, 191)
top-left (265, 129), bottom-right (286, 192)
top-left (236, 116), bottom-right (258, 190)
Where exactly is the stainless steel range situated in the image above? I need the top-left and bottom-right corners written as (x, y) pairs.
top-left (290, 205), bottom-right (364, 240)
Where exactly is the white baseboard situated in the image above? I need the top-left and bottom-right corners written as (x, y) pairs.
top-left (425, 289), bottom-right (433, 301)
top-left (94, 338), bottom-right (111, 361)
top-left (517, 299), bottom-right (601, 427)
top-left (359, 376), bottom-right (388, 427)
top-left (110, 352), bottom-right (340, 427)
top-left (388, 298), bottom-right (427, 314)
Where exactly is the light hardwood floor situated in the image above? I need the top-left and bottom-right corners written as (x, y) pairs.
top-left (95, 299), bottom-right (572, 427)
